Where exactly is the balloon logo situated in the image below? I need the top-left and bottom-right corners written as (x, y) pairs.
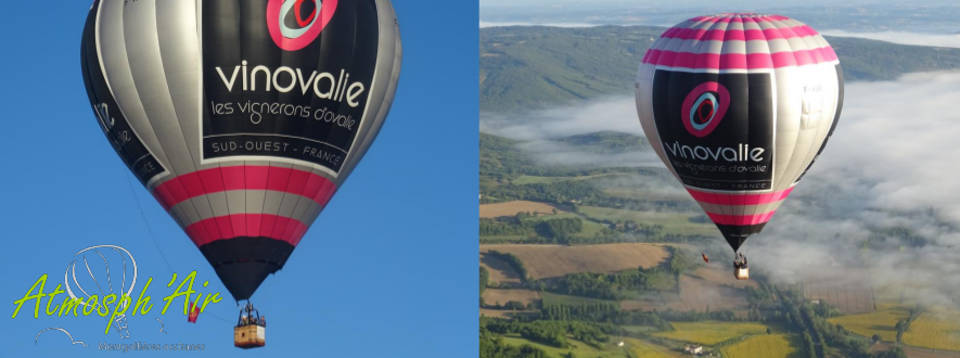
top-left (681, 81), bottom-right (730, 138)
top-left (267, 0), bottom-right (338, 51)
top-left (691, 93), bottom-right (717, 129)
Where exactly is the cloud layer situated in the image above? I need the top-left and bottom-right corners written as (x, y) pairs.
top-left (480, 97), bottom-right (663, 167)
top-left (479, 21), bottom-right (600, 28)
top-left (755, 71), bottom-right (960, 306)
top-left (823, 30), bottom-right (960, 48)
top-left (482, 71), bottom-right (960, 306)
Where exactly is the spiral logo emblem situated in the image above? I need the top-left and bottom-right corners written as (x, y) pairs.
top-left (681, 81), bottom-right (730, 138)
top-left (690, 92), bottom-right (718, 131)
top-left (267, 0), bottom-right (338, 51)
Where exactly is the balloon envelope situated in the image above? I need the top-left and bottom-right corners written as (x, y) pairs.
top-left (635, 13), bottom-right (842, 251)
top-left (81, 0), bottom-right (402, 300)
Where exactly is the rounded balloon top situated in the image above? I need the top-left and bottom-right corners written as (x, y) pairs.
top-left (692, 13), bottom-right (777, 19)
top-left (643, 13), bottom-right (838, 72)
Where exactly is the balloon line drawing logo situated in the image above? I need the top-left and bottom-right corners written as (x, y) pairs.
top-left (34, 327), bottom-right (86, 348)
top-left (681, 81), bottom-right (730, 138)
top-left (64, 245), bottom-right (138, 338)
top-left (266, 0), bottom-right (338, 51)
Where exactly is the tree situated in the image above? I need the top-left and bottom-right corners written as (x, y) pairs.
top-left (480, 266), bottom-right (490, 296)
top-left (487, 250), bottom-right (528, 281)
top-left (873, 346), bottom-right (906, 358)
top-left (666, 247), bottom-right (695, 275)
top-left (802, 332), bottom-right (816, 358)
top-left (504, 301), bottom-right (526, 310)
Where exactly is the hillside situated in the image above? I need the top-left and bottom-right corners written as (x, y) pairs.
top-left (480, 26), bottom-right (960, 112)
top-left (556, 131), bottom-right (647, 154)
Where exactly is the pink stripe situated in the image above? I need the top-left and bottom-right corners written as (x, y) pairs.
top-left (687, 187), bottom-right (794, 206)
top-left (660, 25), bottom-right (819, 41)
top-left (642, 47), bottom-right (837, 70)
top-left (688, 15), bottom-right (790, 23)
top-left (153, 165), bottom-right (337, 210)
top-left (707, 211), bottom-right (777, 226)
top-left (186, 214), bottom-right (308, 247)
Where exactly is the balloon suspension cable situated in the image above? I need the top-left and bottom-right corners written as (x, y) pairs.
top-left (734, 251), bottom-right (748, 266)
top-left (123, 172), bottom-right (173, 272)
top-left (122, 172), bottom-right (233, 325)
top-left (237, 300), bottom-right (266, 327)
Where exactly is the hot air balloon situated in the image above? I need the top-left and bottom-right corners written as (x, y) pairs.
top-left (635, 13), bottom-right (842, 280)
top-left (80, 0), bottom-right (401, 344)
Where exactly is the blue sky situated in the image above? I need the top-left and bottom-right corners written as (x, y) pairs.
top-left (0, 1), bottom-right (478, 357)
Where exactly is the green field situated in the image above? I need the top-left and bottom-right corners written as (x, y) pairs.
top-left (500, 335), bottom-right (678, 358)
top-left (600, 187), bottom-right (689, 203)
top-left (827, 303), bottom-right (909, 342)
top-left (481, 193), bottom-right (709, 241)
top-left (541, 291), bottom-right (618, 306)
top-left (652, 321), bottom-right (770, 345)
top-left (621, 325), bottom-right (659, 335)
top-left (902, 309), bottom-right (960, 351)
top-left (643, 270), bottom-right (679, 292)
top-left (622, 337), bottom-right (681, 358)
top-left (512, 175), bottom-right (571, 185)
top-left (577, 206), bottom-right (716, 237)
top-left (531, 211), bottom-right (607, 238)
top-left (479, 207), bottom-right (609, 243)
top-left (480, 234), bottom-right (530, 243)
top-left (720, 334), bottom-right (801, 358)
top-left (500, 335), bottom-right (610, 358)
top-left (513, 173), bottom-right (625, 185)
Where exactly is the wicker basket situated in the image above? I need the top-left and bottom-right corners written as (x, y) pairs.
top-left (735, 267), bottom-right (750, 280)
top-left (234, 324), bottom-right (265, 349)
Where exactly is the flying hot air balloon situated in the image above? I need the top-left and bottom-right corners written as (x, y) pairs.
top-left (80, 0), bottom-right (401, 343)
top-left (635, 13), bottom-right (842, 280)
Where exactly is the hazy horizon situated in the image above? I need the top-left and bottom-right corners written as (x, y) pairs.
top-left (481, 1), bottom-right (960, 34)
